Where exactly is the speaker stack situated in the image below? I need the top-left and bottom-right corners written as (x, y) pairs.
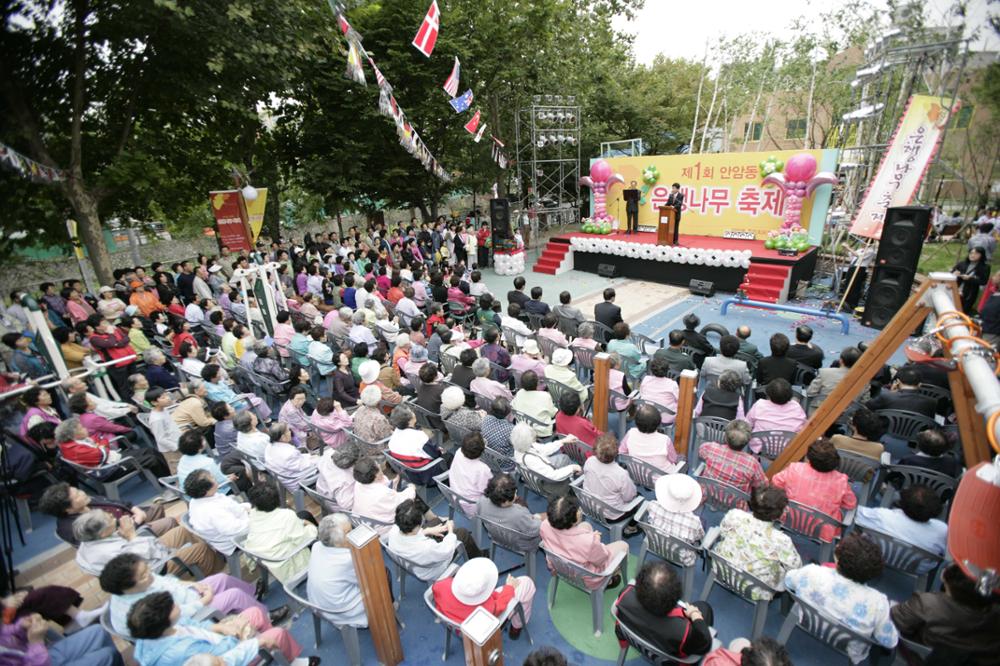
top-left (489, 198), bottom-right (511, 239)
top-left (861, 205), bottom-right (931, 330)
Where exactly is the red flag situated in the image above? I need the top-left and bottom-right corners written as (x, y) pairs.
top-left (463, 110), bottom-right (481, 134)
top-left (411, 0), bottom-right (439, 57)
top-left (337, 14), bottom-right (350, 34)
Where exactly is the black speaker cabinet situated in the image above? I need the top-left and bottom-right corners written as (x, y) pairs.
top-left (489, 198), bottom-right (511, 238)
top-left (689, 279), bottom-right (715, 296)
top-left (861, 206), bottom-right (931, 330)
top-left (597, 263), bottom-right (619, 278)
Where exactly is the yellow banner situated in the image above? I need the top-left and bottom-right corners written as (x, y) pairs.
top-left (601, 149), bottom-right (833, 238)
top-left (245, 188), bottom-right (268, 242)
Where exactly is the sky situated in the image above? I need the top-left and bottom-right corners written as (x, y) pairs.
top-left (613, 0), bottom-right (999, 66)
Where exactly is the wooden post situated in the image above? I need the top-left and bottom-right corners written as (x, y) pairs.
top-left (347, 524), bottom-right (403, 666)
top-left (766, 281), bottom-right (934, 477)
top-left (674, 369), bottom-right (698, 461)
top-left (460, 607), bottom-right (504, 666)
top-left (593, 352), bottom-right (610, 432)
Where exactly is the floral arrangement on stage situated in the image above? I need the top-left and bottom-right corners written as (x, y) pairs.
top-left (764, 224), bottom-right (810, 252)
top-left (568, 236), bottom-right (752, 268)
top-left (580, 217), bottom-right (614, 234)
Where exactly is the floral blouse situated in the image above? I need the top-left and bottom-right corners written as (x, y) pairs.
top-left (711, 509), bottom-right (802, 600)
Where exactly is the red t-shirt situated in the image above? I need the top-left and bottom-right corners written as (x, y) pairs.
top-left (555, 412), bottom-right (602, 446)
top-left (431, 577), bottom-right (515, 625)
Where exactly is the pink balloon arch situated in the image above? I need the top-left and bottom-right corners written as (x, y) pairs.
top-left (761, 152), bottom-right (837, 231)
top-left (580, 159), bottom-right (625, 225)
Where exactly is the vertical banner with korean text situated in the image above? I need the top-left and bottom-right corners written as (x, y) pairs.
top-left (245, 188), bottom-right (268, 242)
top-left (210, 190), bottom-right (253, 253)
top-left (849, 95), bottom-right (957, 239)
top-left (600, 149), bottom-right (837, 239)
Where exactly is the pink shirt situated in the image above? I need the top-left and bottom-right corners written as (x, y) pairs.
top-left (554, 412), bottom-right (602, 446)
top-left (272, 323), bottom-right (295, 357)
top-left (310, 409), bottom-right (353, 448)
top-left (609, 368), bottom-right (630, 410)
top-left (352, 481), bottom-right (416, 533)
top-left (569, 338), bottom-right (599, 350)
top-left (638, 375), bottom-right (680, 424)
top-left (470, 377), bottom-right (513, 402)
top-left (316, 454), bottom-right (355, 510)
top-left (66, 299), bottom-right (96, 324)
top-left (80, 412), bottom-right (130, 440)
top-left (619, 429), bottom-right (677, 471)
top-left (539, 520), bottom-right (615, 589)
top-left (537, 328), bottom-right (569, 347)
top-left (582, 457), bottom-right (637, 519)
top-left (772, 462), bottom-right (858, 542)
top-left (745, 400), bottom-right (807, 439)
top-left (509, 355), bottom-right (547, 378)
top-left (448, 450), bottom-right (493, 514)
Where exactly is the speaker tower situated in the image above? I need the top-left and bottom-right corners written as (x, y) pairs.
top-left (861, 205), bottom-right (931, 330)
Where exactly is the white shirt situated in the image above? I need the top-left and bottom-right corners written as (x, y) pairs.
top-left (77, 535), bottom-right (169, 575)
top-left (316, 451), bottom-right (355, 510)
top-left (500, 315), bottom-right (533, 346)
top-left (188, 493), bottom-right (251, 555)
top-left (86, 392), bottom-right (133, 420)
top-left (236, 430), bottom-right (269, 459)
top-left (395, 297), bottom-right (421, 322)
top-left (307, 543), bottom-right (367, 627)
top-left (306, 274), bottom-right (325, 297)
top-left (387, 428), bottom-right (431, 460)
top-left (149, 409), bottom-right (180, 453)
top-left (384, 526), bottom-right (459, 581)
top-left (185, 303), bottom-right (205, 326)
top-left (264, 440), bottom-right (319, 490)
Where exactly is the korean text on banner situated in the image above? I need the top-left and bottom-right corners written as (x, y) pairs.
top-left (210, 190), bottom-right (253, 253)
top-left (849, 95), bottom-right (957, 239)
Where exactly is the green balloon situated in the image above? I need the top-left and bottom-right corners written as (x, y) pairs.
top-left (764, 239), bottom-right (776, 249)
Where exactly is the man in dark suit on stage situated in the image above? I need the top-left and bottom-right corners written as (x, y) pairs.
top-left (622, 181), bottom-right (640, 235)
top-left (666, 183), bottom-right (684, 245)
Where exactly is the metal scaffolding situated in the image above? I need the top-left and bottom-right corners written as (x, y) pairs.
top-left (514, 95), bottom-right (582, 237)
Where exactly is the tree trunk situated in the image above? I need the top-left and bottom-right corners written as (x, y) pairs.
top-left (65, 180), bottom-right (113, 285)
top-left (416, 201), bottom-right (431, 222)
top-left (265, 185), bottom-right (281, 241)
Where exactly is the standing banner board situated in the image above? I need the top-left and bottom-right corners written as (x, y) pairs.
top-left (850, 95), bottom-right (958, 239)
top-left (210, 190), bottom-right (253, 252)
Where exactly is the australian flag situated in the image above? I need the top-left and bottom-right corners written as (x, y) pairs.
top-left (449, 89), bottom-right (473, 114)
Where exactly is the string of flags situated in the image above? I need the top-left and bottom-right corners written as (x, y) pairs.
top-left (0, 140), bottom-right (65, 184)
top-left (331, 2), bottom-right (451, 182)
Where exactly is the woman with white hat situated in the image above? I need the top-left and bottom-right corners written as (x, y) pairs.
top-left (544, 347), bottom-right (588, 405)
top-left (441, 385), bottom-right (483, 441)
top-left (96, 286), bottom-right (127, 321)
top-left (431, 557), bottom-right (536, 640)
top-left (647, 473), bottom-right (706, 566)
top-left (358, 359), bottom-right (402, 411)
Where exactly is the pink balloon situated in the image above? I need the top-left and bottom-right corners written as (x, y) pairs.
top-left (590, 160), bottom-right (613, 182)
top-left (784, 153), bottom-right (817, 182)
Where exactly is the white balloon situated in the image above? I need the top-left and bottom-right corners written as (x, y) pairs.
top-left (739, 258), bottom-right (751, 269)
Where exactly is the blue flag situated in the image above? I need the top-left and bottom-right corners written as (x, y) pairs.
top-left (449, 89), bottom-right (473, 113)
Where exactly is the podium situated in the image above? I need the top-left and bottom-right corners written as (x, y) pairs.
top-left (658, 206), bottom-right (677, 246)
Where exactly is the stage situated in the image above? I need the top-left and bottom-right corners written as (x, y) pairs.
top-left (534, 231), bottom-right (818, 301)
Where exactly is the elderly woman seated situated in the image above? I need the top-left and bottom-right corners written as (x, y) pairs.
top-left (352, 456), bottom-right (417, 533)
top-left (385, 499), bottom-right (483, 582)
top-left (693, 370), bottom-right (745, 421)
top-left (638, 356), bottom-right (680, 424)
top-left (698, 419), bottom-right (767, 496)
top-left (545, 348), bottom-right (588, 405)
top-left (200, 363), bottom-right (271, 422)
top-left (512, 423), bottom-right (580, 488)
top-left (511, 371), bottom-right (557, 438)
top-left (264, 422), bottom-right (320, 493)
top-left (785, 534), bottom-right (899, 662)
top-left (441, 385), bottom-right (483, 439)
top-left (232, 410), bottom-right (269, 460)
top-left (540, 494), bottom-right (629, 590)
top-left (309, 397), bottom-right (353, 449)
top-left (72, 508), bottom-right (223, 577)
top-left (243, 484), bottom-right (318, 585)
top-left (171, 379), bottom-right (216, 432)
top-left (619, 404), bottom-right (679, 472)
top-left (386, 403), bottom-right (448, 485)
top-left (307, 514), bottom-right (367, 629)
top-left (470, 357), bottom-right (513, 402)
top-left (99, 552), bottom-right (278, 637)
top-left (143, 347), bottom-right (180, 391)
top-left (745, 378), bottom-right (806, 443)
top-left (352, 385), bottom-right (394, 450)
top-left (476, 474), bottom-right (544, 551)
top-left (185, 469), bottom-right (251, 558)
top-left (710, 485), bottom-right (802, 601)
top-left (56, 416), bottom-right (171, 480)
top-left (569, 321), bottom-right (600, 351)
top-left (554, 391), bottom-right (601, 447)
top-left (251, 340), bottom-right (289, 384)
top-left (583, 432), bottom-right (639, 535)
top-left (316, 442), bottom-right (360, 511)
top-left (510, 339), bottom-right (548, 379)
top-left (432, 557), bottom-right (536, 640)
top-left (127, 591), bottom-right (311, 666)
top-left (606, 322), bottom-right (644, 381)
top-left (358, 359), bottom-right (403, 411)
top-left (772, 438), bottom-right (857, 542)
top-left (448, 433), bottom-right (494, 514)
top-left (277, 386), bottom-right (313, 446)
top-left (645, 474), bottom-right (705, 566)
top-left (176, 430), bottom-right (241, 492)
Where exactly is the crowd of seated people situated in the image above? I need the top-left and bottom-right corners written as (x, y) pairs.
top-left (0, 223), bottom-right (996, 666)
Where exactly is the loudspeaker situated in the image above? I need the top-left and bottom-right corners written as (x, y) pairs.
top-left (689, 279), bottom-right (715, 296)
top-left (861, 205), bottom-right (931, 329)
top-left (490, 198), bottom-right (511, 238)
top-left (597, 263), bottom-right (619, 278)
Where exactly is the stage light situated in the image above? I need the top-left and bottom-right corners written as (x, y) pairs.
top-left (544, 94), bottom-right (555, 104)
top-left (532, 95), bottom-right (542, 104)
top-left (567, 135), bottom-right (577, 146)
top-left (566, 96), bottom-right (576, 104)
top-left (536, 136), bottom-right (547, 148)
top-left (842, 103), bottom-right (885, 121)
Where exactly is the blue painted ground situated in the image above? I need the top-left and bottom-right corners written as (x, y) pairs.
top-left (16, 272), bottom-right (921, 665)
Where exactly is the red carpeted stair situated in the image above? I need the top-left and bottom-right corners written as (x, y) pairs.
top-left (741, 262), bottom-right (792, 303)
top-left (532, 238), bottom-right (573, 275)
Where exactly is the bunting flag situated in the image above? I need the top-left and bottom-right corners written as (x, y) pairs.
top-left (474, 123), bottom-right (487, 143)
top-left (367, 55), bottom-right (386, 88)
top-left (449, 89), bottom-right (473, 113)
top-left (443, 57), bottom-right (460, 97)
top-left (0, 141), bottom-right (65, 184)
top-left (345, 42), bottom-right (366, 85)
top-left (464, 110), bottom-right (481, 134)
top-left (491, 142), bottom-right (508, 169)
top-left (491, 135), bottom-right (505, 148)
top-left (337, 13), bottom-right (350, 34)
top-left (411, 0), bottom-right (440, 57)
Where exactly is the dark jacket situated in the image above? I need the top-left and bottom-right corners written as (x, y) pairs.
top-left (523, 299), bottom-right (551, 316)
top-left (594, 301), bottom-right (623, 333)
top-left (652, 347), bottom-right (696, 373)
top-left (57, 497), bottom-right (136, 546)
top-left (416, 382), bottom-right (446, 430)
top-left (507, 290), bottom-right (530, 308)
top-left (700, 386), bottom-right (741, 420)
top-left (891, 590), bottom-right (1000, 665)
top-left (786, 342), bottom-right (824, 369)
top-left (681, 329), bottom-right (714, 357)
top-left (865, 388), bottom-right (937, 419)
top-left (757, 356), bottom-right (796, 385)
top-left (613, 585), bottom-right (713, 659)
top-left (897, 452), bottom-right (962, 478)
top-left (952, 258), bottom-right (990, 313)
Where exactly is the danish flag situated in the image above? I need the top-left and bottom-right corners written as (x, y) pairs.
top-left (411, 1), bottom-right (440, 58)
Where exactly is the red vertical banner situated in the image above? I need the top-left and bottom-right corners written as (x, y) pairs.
top-left (210, 190), bottom-right (253, 253)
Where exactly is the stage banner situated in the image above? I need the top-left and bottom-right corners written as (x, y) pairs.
top-left (246, 188), bottom-right (268, 242)
top-left (600, 149), bottom-right (837, 239)
top-left (849, 95), bottom-right (956, 239)
top-left (210, 190), bottom-right (253, 253)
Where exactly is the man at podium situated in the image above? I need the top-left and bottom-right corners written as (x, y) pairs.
top-left (667, 183), bottom-right (684, 245)
top-left (622, 181), bottom-right (640, 235)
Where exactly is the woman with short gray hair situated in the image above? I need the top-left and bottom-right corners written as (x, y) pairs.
top-left (351, 385), bottom-right (393, 446)
top-left (386, 404), bottom-right (447, 485)
top-left (569, 321), bottom-right (599, 351)
top-left (73, 508), bottom-right (224, 576)
top-left (307, 513), bottom-right (367, 627)
top-left (510, 423), bottom-right (580, 489)
top-left (693, 369), bottom-right (746, 422)
top-left (317, 442), bottom-right (360, 510)
top-left (251, 340), bottom-right (289, 384)
top-left (469, 357), bottom-right (513, 403)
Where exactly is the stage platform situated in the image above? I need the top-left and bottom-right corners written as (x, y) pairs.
top-left (533, 231), bottom-right (818, 303)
